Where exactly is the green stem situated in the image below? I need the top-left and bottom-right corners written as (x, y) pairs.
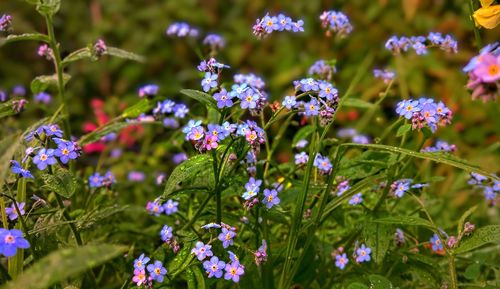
top-left (45, 15), bottom-right (71, 139)
top-left (448, 254), bottom-right (458, 289)
top-left (54, 193), bottom-right (83, 246)
top-left (181, 194), bottom-right (213, 231)
top-left (212, 150), bottom-right (221, 223)
top-left (395, 55), bottom-right (409, 99)
top-left (468, 0), bottom-right (482, 49)
top-left (8, 177), bottom-right (26, 277)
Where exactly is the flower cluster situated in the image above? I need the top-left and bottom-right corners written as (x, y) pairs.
top-left (421, 140), bottom-right (457, 153)
top-left (183, 119), bottom-right (265, 153)
top-left (166, 22), bottom-right (199, 37)
top-left (0, 228), bottom-right (30, 257)
top-left (395, 97), bottom-right (452, 132)
top-left (146, 199), bottom-right (178, 216)
top-left (0, 14), bottom-right (12, 32)
top-left (138, 84), bottom-right (159, 98)
top-left (152, 98), bottom-right (189, 128)
top-left (203, 33), bottom-right (225, 50)
top-left (390, 179), bottom-right (428, 198)
top-left (308, 60), bottom-right (336, 81)
top-left (252, 13), bottom-right (304, 38)
top-left (284, 78), bottom-right (339, 125)
top-left (93, 39), bottom-right (107, 57)
top-left (319, 10), bottom-right (353, 38)
top-left (385, 32), bottom-right (458, 55)
top-left (313, 153), bottom-right (332, 174)
top-left (190, 224), bottom-right (246, 283)
top-left (332, 243), bottom-right (372, 270)
top-left (336, 128), bottom-right (371, 144)
top-left (373, 68), bottom-right (395, 84)
top-left (33, 92), bottom-right (52, 104)
top-left (132, 254), bottom-right (167, 286)
top-left (335, 179), bottom-right (350, 196)
top-left (464, 42), bottom-right (500, 102)
top-left (37, 44), bottom-right (53, 60)
top-left (468, 173), bottom-right (499, 204)
top-left (88, 171), bottom-right (116, 188)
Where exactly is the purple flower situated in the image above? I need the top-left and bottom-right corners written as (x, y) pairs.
top-left (128, 171), bottom-right (145, 182)
top-left (373, 69), bottom-right (395, 84)
top-left (162, 199), bottom-right (179, 215)
top-left (318, 81), bottom-right (338, 101)
top-left (172, 153), bottom-right (188, 164)
top-left (147, 260), bottom-right (167, 282)
top-left (335, 253), bottom-right (349, 270)
top-left (213, 88), bottom-right (234, 108)
top-left (134, 254), bottom-right (150, 270)
top-left (254, 240), bottom-right (268, 265)
top-left (299, 78), bottom-right (319, 92)
top-left (474, 54), bottom-right (500, 83)
top-left (320, 10), bottom-right (353, 37)
top-left (313, 154), bottom-right (332, 174)
top-left (262, 188), bottom-right (280, 209)
top-left (10, 160), bottom-right (33, 179)
top-left (173, 104), bottom-right (189, 118)
top-left (282, 95), bottom-right (297, 109)
top-left (33, 148), bottom-right (57, 170)
top-left (89, 173), bottom-right (103, 188)
top-left (146, 201), bottom-right (164, 216)
top-left (304, 98), bottom-right (320, 116)
top-left (430, 233), bottom-right (443, 252)
top-left (166, 22), bottom-right (199, 37)
top-left (291, 20), bottom-right (304, 32)
top-left (336, 180), bottom-right (350, 196)
top-left (218, 227), bottom-right (236, 248)
top-left (54, 139), bottom-right (79, 164)
top-left (202, 72), bottom-right (218, 92)
top-left (188, 126), bottom-right (205, 141)
top-left (355, 244), bottom-right (371, 263)
top-left (203, 256), bottom-right (225, 278)
top-left (33, 92), bottom-right (52, 104)
top-left (93, 39), bottom-right (107, 57)
top-left (224, 261), bottom-right (245, 283)
top-left (44, 124), bottom-right (64, 138)
top-left (349, 193), bottom-right (363, 205)
top-left (5, 202), bottom-right (25, 221)
top-left (242, 177), bottom-right (262, 200)
top-left (0, 229), bottom-right (30, 257)
top-left (160, 225), bottom-right (173, 242)
top-left (191, 241), bottom-right (213, 261)
top-left (0, 14), bottom-right (12, 32)
top-left (239, 88), bottom-right (259, 109)
top-left (295, 152), bottom-right (309, 165)
top-left (203, 34), bottom-right (225, 50)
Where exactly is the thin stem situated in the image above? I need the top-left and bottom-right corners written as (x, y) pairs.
top-left (181, 194), bottom-right (213, 231)
top-left (468, 0), bottom-right (482, 49)
top-left (45, 15), bottom-right (71, 138)
top-left (54, 193), bottom-right (83, 246)
top-left (448, 254), bottom-right (458, 289)
top-left (212, 150), bottom-right (221, 223)
top-left (8, 174), bottom-right (27, 277)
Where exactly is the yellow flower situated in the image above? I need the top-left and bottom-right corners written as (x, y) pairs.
top-left (473, 0), bottom-right (500, 29)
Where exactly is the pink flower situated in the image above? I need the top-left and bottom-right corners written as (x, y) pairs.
top-left (474, 54), bottom-right (500, 83)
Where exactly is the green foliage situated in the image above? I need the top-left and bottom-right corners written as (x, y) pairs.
top-left (454, 225), bottom-right (500, 254)
top-left (40, 168), bottom-right (80, 198)
top-left (162, 154), bottom-right (214, 198)
top-left (181, 89), bottom-right (218, 111)
top-left (31, 74), bottom-right (71, 94)
top-left (1, 244), bottom-right (127, 289)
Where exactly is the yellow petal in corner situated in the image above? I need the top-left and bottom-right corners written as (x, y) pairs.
top-left (480, 0), bottom-right (495, 8)
top-left (473, 5), bottom-right (500, 29)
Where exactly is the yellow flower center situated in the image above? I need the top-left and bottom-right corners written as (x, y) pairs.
top-left (62, 148), bottom-right (69, 155)
top-left (154, 268), bottom-right (161, 274)
top-left (40, 154), bottom-right (48, 161)
top-left (225, 233), bottom-right (231, 240)
top-left (230, 268), bottom-right (237, 275)
top-left (488, 64), bottom-right (499, 76)
top-left (4, 235), bottom-right (14, 244)
top-left (268, 195), bottom-right (273, 202)
top-left (406, 105), bottom-right (413, 111)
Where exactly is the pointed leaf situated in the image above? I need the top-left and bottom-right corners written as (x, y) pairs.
top-left (396, 123), bottom-right (412, 137)
top-left (180, 89), bottom-right (218, 110)
top-left (368, 274), bottom-right (393, 289)
top-left (372, 216), bottom-right (434, 228)
top-left (40, 168), bottom-right (80, 198)
top-left (454, 225), bottom-right (500, 254)
top-left (61, 48), bottom-right (92, 66)
top-left (162, 154), bottom-right (213, 198)
top-left (0, 33), bottom-right (49, 47)
top-left (31, 74), bottom-right (71, 94)
top-left (341, 143), bottom-right (499, 181)
top-left (1, 244), bottom-right (127, 289)
top-left (104, 47), bottom-right (145, 63)
top-left (122, 99), bottom-right (152, 118)
top-left (364, 222), bottom-right (392, 264)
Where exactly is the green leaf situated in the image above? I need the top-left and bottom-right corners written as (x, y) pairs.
top-left (368, 274), bottom-right (393, 289)
top-left (341, 143), bottom-right (499, 181)
top-left (364, 222), bottom-right (392, 264)
top-left (31, 74), bottom-right (71, 94)
top-left (104, 47), bottom-right (145, 63)
top-left (180, 89), bottom-right (218, 110)
top-left (372, 216), bottom-right (434, 228)
top-left (457, 205), bottom-right (477, 235)
top-left (0, 100), bottom-right (18, 119)
top-left (396, 123), bottom-right (412, 137)
top-left (122, 99), bottom-right (152, 118)
top-left (40, 168), bottom-right (79, 198)
top-left (186, 266), bottom-right (206, 289)
top-left (77, 121), bottom-right (141, 146)
top-left (347, 283), bottom-right (369, 289)
top-left (343, 98), bottom-right (375, 109)
top-left (0, 33), bottom-right (49, 47)
top-left (162, 154), bottom-right (213, 198)
top-left (455, 225), bottom-right (500, 254)
top-left (464, 263), bottom-right (481, 280)
top-left (292, 125), bottom-right (314, 146)
top-left (0, 134), bottom-right (22, 190)
top-left (1, 244), bottom-right (127, 289)
top-left (168, 242), bottom-right (195, 277)
top-left (36, 0), bottom-right (61, 16)
top-left (61, 48), bottom-right (92, 66)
